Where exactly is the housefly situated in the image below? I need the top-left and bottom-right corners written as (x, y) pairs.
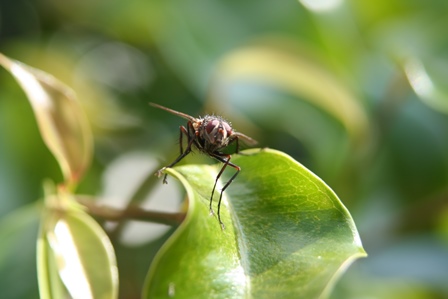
top-left (150, 103), bottom-right (257, 229)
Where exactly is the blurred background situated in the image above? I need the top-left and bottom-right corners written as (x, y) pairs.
top-left (1, 0), bottom-right (448, 298)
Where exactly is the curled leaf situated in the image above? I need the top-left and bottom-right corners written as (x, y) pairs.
top-left (0, 53), bottom-right (92, 185)
top-left (143, 149), bottom-right (366, 299)
top-left (37, 198), bottom-right (118, 299)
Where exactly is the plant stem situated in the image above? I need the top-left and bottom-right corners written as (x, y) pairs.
top-left (76, 197), bottom-right (185, 226)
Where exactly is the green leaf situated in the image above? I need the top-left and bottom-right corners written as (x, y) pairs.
top-left (0, 53), bottom-right (92, 185)
top-left (143, 148), bottom-right (366, 299)
top-left (37, 195), bottom-right (118, 299)
top-left (37, 226), bottom-right (67, 299)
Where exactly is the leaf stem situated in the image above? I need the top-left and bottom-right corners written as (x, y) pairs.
top-left (76, 197), bottom-right (185, 226)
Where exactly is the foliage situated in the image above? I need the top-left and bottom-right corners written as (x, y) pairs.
top-left (144, 150), bottom-right (365, 298)
top-left (1, 0), bottom-right (448, 298)
top-left (0, 52), bottom-right (365, 297)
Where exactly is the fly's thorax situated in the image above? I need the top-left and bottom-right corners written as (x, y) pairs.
top-left (200, 115), bottom-right (233, 149)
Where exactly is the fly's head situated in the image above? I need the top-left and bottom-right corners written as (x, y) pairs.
top-left (149, 102), bottom-right (257, 154)
top-left (200, 115), bottom-right (234, 150)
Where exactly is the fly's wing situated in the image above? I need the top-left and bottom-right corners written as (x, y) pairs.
top-left (233, 132), bottom-right (258, 146)
top-left (149, 102), bottom-right (197, 122)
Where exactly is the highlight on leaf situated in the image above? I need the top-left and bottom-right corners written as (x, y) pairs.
top-left (143, 149), bottom-right (366, 299)
top-left (37, 188), bottom-right (118, 299)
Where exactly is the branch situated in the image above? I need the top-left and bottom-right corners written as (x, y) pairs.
top-left (76, 197), bottom-right (186, 226)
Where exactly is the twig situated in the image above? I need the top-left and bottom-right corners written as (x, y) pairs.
top-left (76, 197), bottom-right (186, 226)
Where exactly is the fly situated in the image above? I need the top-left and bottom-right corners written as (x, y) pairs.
top-left (150, 102), bottom-right (257, 229)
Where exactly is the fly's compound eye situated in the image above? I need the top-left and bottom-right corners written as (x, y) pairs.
top-left (206, 119), bottom-right (220, 133)
top-left (222, 121), bottom-right (233, 136)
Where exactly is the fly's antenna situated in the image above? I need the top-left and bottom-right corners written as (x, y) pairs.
top-left (149, 102), bottom-right (197, 122)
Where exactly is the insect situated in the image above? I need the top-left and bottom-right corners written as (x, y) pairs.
top-left (150, 103), bottom-right (257, 229)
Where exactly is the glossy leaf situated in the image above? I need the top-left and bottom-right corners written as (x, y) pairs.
top-left (143, 148), bottom-right (366, 299)
top-left (37, 194), bottom-right (118, 299)
top-left (0, 53), bottom-right (92, 185)
top-left (37, 226), bottom-right (67, 299)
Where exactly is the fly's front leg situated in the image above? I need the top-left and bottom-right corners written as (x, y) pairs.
top-left (209, 155), bottom-right (229, 216)
top-left (157, 125), bottom-right (192, 183)
top-left (210, 154), bottom-right (241, 230)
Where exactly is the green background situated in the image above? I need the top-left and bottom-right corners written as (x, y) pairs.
top-left (1, 0), bottom-right (448, 298)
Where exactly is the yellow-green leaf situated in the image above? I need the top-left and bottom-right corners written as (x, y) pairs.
top-left (0, 53), bottom-right (92, 185)
top-left (37, 203), bottom-right (118, 299)
top-left (37, 226), bottom-right (67, 299)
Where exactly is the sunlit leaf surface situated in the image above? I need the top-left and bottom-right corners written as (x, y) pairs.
top-left (37, 227), bottom-right (66, 299)
top-left (143, 149), bottom-right (366, 299)
top-left (0, 53), bottom-right (92, 184)
top-left (37, 202), bottom-right (118, 299)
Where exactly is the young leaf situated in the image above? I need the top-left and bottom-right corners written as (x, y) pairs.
top-left (0, 53), bottom-right (92, 185)
top-left (143, 148), bottom-right (366, 299)
top-left (37, 224), bottom-right (67, 299)
top-left (37, 202), bottom-right (119, 299)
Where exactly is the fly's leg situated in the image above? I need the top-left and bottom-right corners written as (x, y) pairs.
top-left (156, 125), bottom-right (195, 183)
top-left (210, 154), bottom-right (241, 230)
